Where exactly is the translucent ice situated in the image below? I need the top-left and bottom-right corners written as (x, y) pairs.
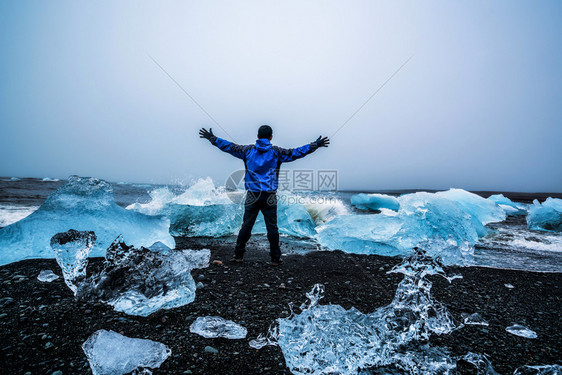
top-left (190, 316), bottom-right (247, 339)
top-left (514, 365), bottom-right (562, 375)
top-left (527, 198), bottom-right (562, 232)
top-left (436, 189), bottom-right (506, 225)
top-left (37, 270), bottom-right (59, 282)
top-left (128, 179), bottom-right (317, 238)
top-left (252, 249), bottom-right (460, 374)
top-left (506, 324), bottom-right (537, 339)
top-left (51, 229), bottom-right (96, 294)
top-left (82, 329), bottom-right (171, 375)
top-left (350, 193), bottom-right (400, 211)
top-left (488, 194), bottom-right (527, 216)
top-left (0, 176), bottom-right (175, 265)
top-left (316, 192), bottom-right (484, 263)
top-left (77, 236), bottom-right (210, 316)
top-left (463, 313), bottom-right (489, 326)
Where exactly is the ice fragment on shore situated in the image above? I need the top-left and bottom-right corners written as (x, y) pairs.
top-left (252, 249), bottom-right (459, 374)
top-left (51, 229), bottom-right (96, 294)
top-left (37, 270), bottom-right (59, 282)
top-left (506, 324), bottom-right (537, 339)
top-left (190, 316), bottom-right (247, 339)
top-left (505, 283), bottom-right (515, 289)
top-left (0, 175), bottom-right (175, 265)
top-left (514, 365), bottom-right (562, 375)
top-left (527, 198), bottom-right (562, 232)
top-left (82, 329), bottom-right (170, 375)
top-left (77, 236), bottom-right (210, 316)
top-left (463, 313), bottom-right (489, 326)
top-left (350, 193), bottom-right (400, 211)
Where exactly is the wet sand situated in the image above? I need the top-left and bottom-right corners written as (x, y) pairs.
top-left (0, 237), bottom-right (560, 374)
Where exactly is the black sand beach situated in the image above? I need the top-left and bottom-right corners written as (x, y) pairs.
top-left (0, 236), bottom-right (560, 375)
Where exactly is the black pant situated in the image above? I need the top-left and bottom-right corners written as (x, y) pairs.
top-left (235, 191), bottom-right (281, 261)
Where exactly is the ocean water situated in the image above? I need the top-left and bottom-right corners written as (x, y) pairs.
top-left (0, 177), bottom-right (560, 272)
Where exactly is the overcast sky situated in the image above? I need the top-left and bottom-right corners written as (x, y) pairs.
top-left (1, 0), bottom-right (561, 192)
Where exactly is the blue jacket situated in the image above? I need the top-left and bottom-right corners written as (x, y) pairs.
top-left (210, 136), bottom-right (319, 192)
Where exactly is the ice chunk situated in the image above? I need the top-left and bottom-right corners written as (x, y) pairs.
top-left (9, 177), bottom-right (20, 181)
top-left (77, 236), bottom-right (210, 316)
top-left (506, 324), bottom-right (537, 339)
top-left (82, 329), bottom-right (171, 375)
top-left (316, 192), bottom-right (483, 263)
top-left (351, 193), bottom-right (400, 211)
top-left (0, 176), bottom-right (175, 265)
top-left (253, 249), bottom-right (459, 374)
top-left (436, 188), bottom-right (506, 225)
top-left (128, 180), bottom-right (317, 238)
top-left (527, 198), bottom-right (562, 232)
top-left (514, 365), bottom-right (562, 375)
top-left (504, 283), bottom-right (515, 289)
top-left (190, 316), bottom-right (247, 339)
top-left (37, 270), bottom-right (59, 282)
top-left (463, 313), bottom-right (489, 326)
top-left (51, 229), bottom-right (96, 294)
top-left (42, 177), bottom-right (60, 182)
top-left (488, 194), bottom-right (527, 216)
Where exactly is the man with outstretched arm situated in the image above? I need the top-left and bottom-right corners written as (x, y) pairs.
top-left (199, 125), bottom-right (329, 266)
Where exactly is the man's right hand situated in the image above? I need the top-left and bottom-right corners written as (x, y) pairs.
top-left (199, 128), bottom-right (214, 140)
top-left (315, 136), bottom-right (330, 147)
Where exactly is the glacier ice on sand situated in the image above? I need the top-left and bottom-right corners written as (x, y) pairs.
top-left (51, 229), bottom-right (96, 294)
top-left (82, 329), bottom-right (171, 375)
top-left (0, 175), bottom-right (175, 265)
top-left (76, 236), bottom-right (210, 316)
top-left (190, 316), bottom-right (247, 339)
top-left (436, 188), bottom-right (506, 225)
top-left (513, 365), bottom-right (562, 375)
top-left (527, 198), bottom-right (562, 232)
top-left (37, 270), bottom-right (59, 282)
top-left (350, 193), bottom-right (400, 211)
top-left (506, 324), bottom-right (537, 339)
top-left (251, 248), bottom-right (462, 374)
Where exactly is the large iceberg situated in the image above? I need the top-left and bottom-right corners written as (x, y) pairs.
top-left (0, 176), bottom-right (175, 265)
top-left (127, 178), bottom-right (317, 238)
top-left (527, 198), bottom-right (562, 232)
top-left (316, 191), bottom-right (486, 263)
top-left (77, 236), bottom-right (210, 316)
top-left (436, 188), bottom-right (506, 225)
top-left (82, 329), bottom-right (171, 375)
top-left (350, 193), bottom-right (400, 211)
top-left (251, 249), bottom-right (461, 374)
top-left (488, 194), bottom-right (527, 216)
